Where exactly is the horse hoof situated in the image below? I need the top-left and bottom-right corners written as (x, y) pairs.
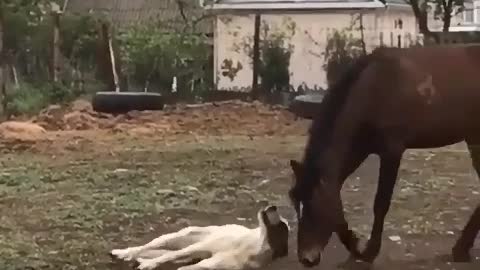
top-left (336, 255), bottom-right (356, 269)
top-left (337, 256), bottom-right (372, 270)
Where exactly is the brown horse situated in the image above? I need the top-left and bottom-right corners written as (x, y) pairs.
top-left (289, 44), bottom-right (480, 267)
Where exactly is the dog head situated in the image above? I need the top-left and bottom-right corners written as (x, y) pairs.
top-left (258, 205), bottom-right (289, 259)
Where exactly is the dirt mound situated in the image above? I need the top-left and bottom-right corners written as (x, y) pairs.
top-left (0, 121), bottom-right (48, 142)
top-left (30, 99), bottom-right (308, 137)
top-left (32, 101), bottom-right (114, 131)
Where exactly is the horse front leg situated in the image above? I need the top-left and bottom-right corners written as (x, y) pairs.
top-left (335, 148), bottom-right (369, 257)
top-left (360, 149), bottom-right (403, 263)
top-left (452, 140), bottom-right (480, 262)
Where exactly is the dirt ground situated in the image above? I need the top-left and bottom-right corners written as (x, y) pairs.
top-left (1, 100), bottom-right (480, 270)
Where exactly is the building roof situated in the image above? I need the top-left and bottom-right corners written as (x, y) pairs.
top-left (208, 0), bottom-right (475, 9)
top-left (208, 0), bottom-right (389, 10)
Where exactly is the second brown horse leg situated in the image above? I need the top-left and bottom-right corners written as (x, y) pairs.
top-left (335, 148), bottom-right (369, 257)
top-left (452, 141), bottom-right (480, 262)
top-left (359, 148), bottom-right (403, 263)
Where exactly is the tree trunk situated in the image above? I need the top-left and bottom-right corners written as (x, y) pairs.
top-left (97, 22), bottom-right (117, 92)
top-left (0, 2), bottom-right (7, 116)
top-left (409, 0), bottom-right (440, 43)
top-left (441, 0), bottom-right (453, 32)
top-left (358, 13), bottom-right (367, 55)
top-left (442, 14), bottom-right (451, 32)
top-left (251, 13), bottom-right (261, 100)
top-left (51, 11), bottom-right (61, 83)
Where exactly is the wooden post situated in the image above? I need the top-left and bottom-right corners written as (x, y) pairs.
top-left (251, 13), bottom-right (261, 100)
top-left (107, 32), bottom-right (120, 92)
top-left (0, 2), bottom-right (7, 115)
top-left (50, 8), bottom-right (62, 83)
top-left (98, 22), bottom-right (119, 92)
top-left (0, 2), bottom-right (4, 67)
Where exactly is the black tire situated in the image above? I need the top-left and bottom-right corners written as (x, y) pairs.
top-left (92, 91), bottom-right (165, 114)
top-left (288, 94), bottom-right (324, 119)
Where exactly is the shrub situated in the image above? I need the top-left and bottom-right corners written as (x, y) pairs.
top-left (323, 30), bottom-right (364, 87)
top-left (259, 33), bottom-right (292, 94)
top-left (117, 22), bottom-right (213, 98)
top-left (4, 83), bottom-right (50, 116)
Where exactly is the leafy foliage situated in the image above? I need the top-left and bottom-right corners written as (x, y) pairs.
top-left (259, 31), bottom-right (293, 93)
top-left (1, 1), bottom-right (108, 116)
top-left (60, 13), bottom-right (99, 71)
top-left (431, 0), bottom-right (465, 22)
top-left (117, 21), bottom-right (213, 97)
top-left (234, 17), bottom-right (295, 93)
top-left (1, 0), bottom-right (214, 116)
top-left (4, 83), bottom-right (49, 116)
top-left (323, 30), bottom-right (364, 87)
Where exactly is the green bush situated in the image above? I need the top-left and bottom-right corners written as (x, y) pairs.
top-left (60, 13), bottom-right (99, 72)
top-left (4, 81), bottom-right (77, 117)
top-left (259, 34), bottom-right (292, 93)
top-left (323, 30), bottom-right (364, 87)
top-left (1, 1), bottom-right (214, 116)
top-left (117, 21), bottom-right (213, 98)
top-left (1, 2), bottom-right (105, 117)
top-left (4, 84), bottom-right (50, 116)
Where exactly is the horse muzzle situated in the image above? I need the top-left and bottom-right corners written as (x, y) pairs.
top-left (299, 249), bottom-right (322, 267)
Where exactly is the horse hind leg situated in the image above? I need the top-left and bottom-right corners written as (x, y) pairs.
top-left (452, 141), bottom-right (480, 262)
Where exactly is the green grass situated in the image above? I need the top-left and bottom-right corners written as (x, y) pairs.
top-left (0, 135), bottom-right (302, 270)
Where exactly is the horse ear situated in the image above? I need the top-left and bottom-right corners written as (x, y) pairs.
top-left (289, 159), bottom-right (301, 173)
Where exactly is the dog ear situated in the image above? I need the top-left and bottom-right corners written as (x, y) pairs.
top-left (289, 159), bottom-right (302, 175)
top-left (290, 159), bottom-right (299, 169)
top-left (265, 210), bottom-right (281, 225)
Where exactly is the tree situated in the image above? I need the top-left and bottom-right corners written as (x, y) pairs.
top-left (405, 0), bottom-right (465, 42)
top-left (432, 0), bottom-right (465, 32)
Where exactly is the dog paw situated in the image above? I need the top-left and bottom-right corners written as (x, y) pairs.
top-left (110, 248), bottom-right (135, 261)
top-left (136, 258), bottom-right (158, 270)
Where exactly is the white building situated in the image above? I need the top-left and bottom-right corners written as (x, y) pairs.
top-left (207, 0), bottom-right (468, 91)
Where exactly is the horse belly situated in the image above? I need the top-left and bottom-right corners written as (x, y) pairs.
top-left (405, 107), bottom-right (471, 149)
top-left (406, 132), bottom-right (464, 149)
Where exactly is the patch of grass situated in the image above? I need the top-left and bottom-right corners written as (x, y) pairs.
top-left (0, 136), bottom-right (299, 270)
top-left (4, 83), bottom-right (50, 116)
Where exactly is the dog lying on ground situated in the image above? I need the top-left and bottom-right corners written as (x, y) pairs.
top-left (110, 205), bottom-right (290, 270)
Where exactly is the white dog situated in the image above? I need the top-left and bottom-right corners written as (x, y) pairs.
top-left (110, 205), bottom-right (290, 270)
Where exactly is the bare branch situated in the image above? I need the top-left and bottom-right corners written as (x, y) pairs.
top-left (407, 0), bottom-right (440, 42)
top-left (191, 13), bottom-right (215, 32)
top-left (175, 0), bottom-right (189, 25)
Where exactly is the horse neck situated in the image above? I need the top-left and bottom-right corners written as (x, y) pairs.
top-left (303, 119), bottom-right (333, 180)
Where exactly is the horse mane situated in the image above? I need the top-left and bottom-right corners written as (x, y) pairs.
top-left (300, 51), bottom-right (375, 190)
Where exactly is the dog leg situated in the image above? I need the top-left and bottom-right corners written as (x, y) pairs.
top-left (136, 242), bottom-right (210, 270)
top-left (135, 249), bottom-right (170, 259)
top-left (177, 254), bottom-right (240, 270)
top-left (138, 249), bottom-right (208, 264)
top-left (110, 227), bottom-right (210, 261)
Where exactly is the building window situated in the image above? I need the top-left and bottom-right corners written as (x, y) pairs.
top-left (464, 8), bottom-right (474, 23)
top-left (394, 19), bottom-right (404, 29)
top-left (379, 32), bottom-right (384, 46)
